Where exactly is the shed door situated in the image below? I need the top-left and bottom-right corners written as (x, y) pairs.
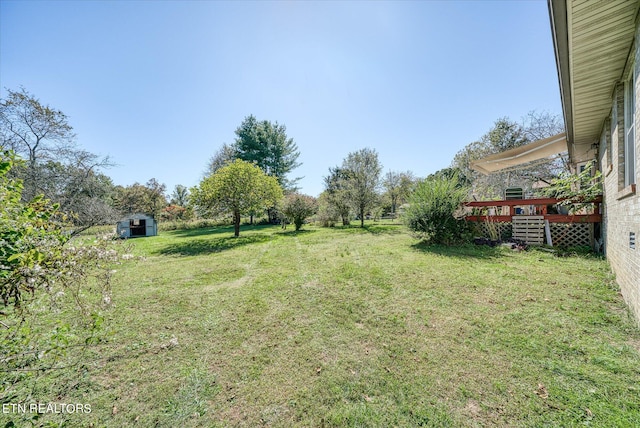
top-left (130, 219), bottom-right (147, 236)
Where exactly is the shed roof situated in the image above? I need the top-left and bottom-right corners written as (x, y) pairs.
top-left (118, 213), bottom-right (155, 221)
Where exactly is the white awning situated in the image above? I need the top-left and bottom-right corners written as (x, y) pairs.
top-left (469, 133), bottom-right (567, 175)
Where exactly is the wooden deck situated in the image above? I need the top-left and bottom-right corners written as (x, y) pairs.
top-left (463, 196), bottom-right (602, 223)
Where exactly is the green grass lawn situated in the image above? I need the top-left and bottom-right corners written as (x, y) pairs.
top-left (7, 223), bottom-right (640, 427)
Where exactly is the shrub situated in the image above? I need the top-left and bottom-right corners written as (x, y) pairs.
top-left (402, 175), bottom-right (470, 245)
top-left (1, 151), bottom-right (129, 401)
top-left (314, 192), bottom-right (339, 227)
top-left (282, 193), bottom-right (318, 231)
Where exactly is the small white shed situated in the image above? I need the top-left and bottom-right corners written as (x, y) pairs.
top-left (116, 214), bottom-right (157, 238)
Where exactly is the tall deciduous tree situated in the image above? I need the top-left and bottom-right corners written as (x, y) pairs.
top-left (521, 110), bottom-right (569, 172)
top-left (145, 178), bottom-right (167, 219)
top-left (521, 110), bottom-right (565, 141)
top-left (171, 184), bottom-right (189, 207)
top-left (0, 88), bottom-right (75, 200)
top-left (382, 170), bottom-right (416, 215)
top-left (0, 88), bottom-right (115, 229)
top-left (191, 159), bottom-right (283, 237)
top-left (205, 143), bottom-right (238, 176)
top-left (451, 113), bottom-right (567, 200)
top-left (47, 160), bottom-right (118, 232)
top-left (113, 179), bottom-right (167, 218)
top-left (323, 167), bottom-right (352, 226)
top-left (452, 117), bottom-right (531, 199)
top-left (342, 148), bottom-right (383, 227)
top-left (113, 183), bottom-right (147, 215)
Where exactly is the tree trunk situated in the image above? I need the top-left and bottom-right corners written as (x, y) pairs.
top-left (360, 208), bottom-right (365, 227)
top-left (341, 214), bottom-right (350, 226)
top-left (234, 210), bottom-right (241, 237)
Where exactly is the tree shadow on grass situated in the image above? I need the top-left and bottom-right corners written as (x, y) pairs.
top-left (363, 224), bottom-right (404, 235)
top-left (155, 233), bottom-right (273, 256)
top-left (333, 224), bottom-right (404, 235)
top-left (168, 224), bottom-right (276, 238)
top-left (273, 229), bottom-right (317, 237)
top-left (411, 241), bottom-right (502, 260)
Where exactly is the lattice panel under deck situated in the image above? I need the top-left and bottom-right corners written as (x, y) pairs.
top-left (550, 223), bottom-right (593, 247)
top-left (474, 221), bottom-right (595, 248)
top-left (477, 222), bottom-right (512, 240)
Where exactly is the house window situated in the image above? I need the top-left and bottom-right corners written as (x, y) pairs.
top-left (624, 67), bottom-right (636, 187)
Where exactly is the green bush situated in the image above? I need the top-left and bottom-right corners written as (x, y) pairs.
top-left (282, 193), bottom-right (318, 231)
top-left (314, 192), bottom-right (339, 227)
top-left (402, 175), bottom-right (470, 245)
top-left (537, 160), bottom-right (602, 213)
top-left (1, 151), bottom-right (128, 402)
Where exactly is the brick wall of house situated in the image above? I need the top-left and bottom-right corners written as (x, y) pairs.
top-left (601, 22), bottom-right (640, 322)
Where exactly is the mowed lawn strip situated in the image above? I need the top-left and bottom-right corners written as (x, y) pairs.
top-left (21, 224), bottom-right (640, 427)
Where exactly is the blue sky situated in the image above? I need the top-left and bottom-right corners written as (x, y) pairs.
top-left (0, 0), bottom-right (561, 197)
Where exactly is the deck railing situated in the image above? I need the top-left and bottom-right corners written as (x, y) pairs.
top-left (463, 196), bottom-right (602, 223)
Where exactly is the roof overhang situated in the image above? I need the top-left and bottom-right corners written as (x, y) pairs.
top-left (548, 0), bottom-right (639, 163)
top-left (470, 133), bottom-right (567, 175)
